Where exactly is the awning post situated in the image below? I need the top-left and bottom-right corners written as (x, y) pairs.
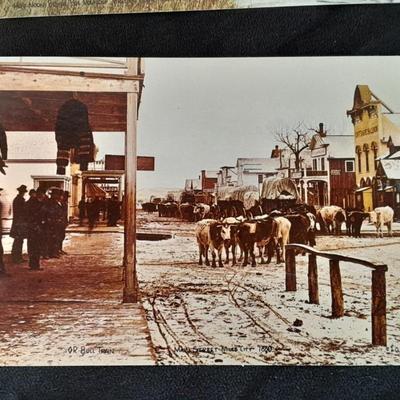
top-left (123, 59), bottom-right (139, 303)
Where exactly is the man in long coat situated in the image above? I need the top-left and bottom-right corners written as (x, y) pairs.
top-left (10, 184), bottom-right (28, 263)
top-left (25, 188), bottom-right (45, 270)
top-left (42, 187), bottom-right (64, 258)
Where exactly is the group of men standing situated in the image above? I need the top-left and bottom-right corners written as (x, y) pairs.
top-left (78, 195), bottom-right (122, 228)
top-left (7, 184), bottom-right (69, 271)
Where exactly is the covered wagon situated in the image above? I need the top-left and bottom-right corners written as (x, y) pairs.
top-left (216, 185), bottom-right (262, 217)
top-left (261, 177), bottom-right (300, 212)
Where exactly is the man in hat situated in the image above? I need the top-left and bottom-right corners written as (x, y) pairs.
top-left (42, 187), bottom-right (65, 258)
top-left (25, 188), bottom-right (45, 270)
top-left (0, 188), bottom-right (6, 275)
top-left (10, 184), bottom-right (28, 263)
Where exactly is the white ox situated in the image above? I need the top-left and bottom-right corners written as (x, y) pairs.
top-left (195, 219), bottom-right (232, 267)
top-left (256, 216), bottom-right (291, 264)
top-left (369, 206), bottom-right (394, 238)
top-left (193, 203), bottom-right (211, 221)
top-left (317, 205), bottom-right (346, 235)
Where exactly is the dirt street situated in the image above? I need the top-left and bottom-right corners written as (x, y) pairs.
top-left (1, 211), bottom-right (399, 366)
top-left (0, 232), bottom-right (155, 366)
top-left (137, 212), bottom-right (400, 365)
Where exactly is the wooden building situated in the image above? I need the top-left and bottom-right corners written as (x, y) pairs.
top-left (347, 84), bottom-right (400, 211)
top-left (375, 137), bottom-right (400, 218)
top-left (292, 123), bottom-right (356, 208)
top-left (0, 57), bottom-right (144, 303)
top-left (200, 170), bottom-right (218, 192)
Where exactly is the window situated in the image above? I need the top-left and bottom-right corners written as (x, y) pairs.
top-left (363, 144), bottom-right (370, 173)
top-left (371, 142), bottom-right (378, 170)
top-left (258, 174), bottom-right (264, 184)
top-left (356, 146), bottom-right (362, 173)
top-left (313, 159), bottom-right (318, 170)
top-left (321, 158), bottom-right (325, 171)
top-left (345, 160), bottom-right (354, 172)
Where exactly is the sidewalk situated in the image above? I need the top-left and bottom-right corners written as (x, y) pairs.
top-left (0, 232), bottom-right (156, 366)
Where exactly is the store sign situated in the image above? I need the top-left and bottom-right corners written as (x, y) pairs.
top-left (331, 169), bottom-right (341, 175)
top-left (311, 147), bottom-right (326, 157)
top-left (291, 171), bottom-right (303, 179)
top-left (355, 125), bottom-right (378, 138)
top-left (105, 155), bottom-right (155, 171)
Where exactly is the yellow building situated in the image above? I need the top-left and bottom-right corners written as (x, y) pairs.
top-left (347, 85), bottom-right (400, 211)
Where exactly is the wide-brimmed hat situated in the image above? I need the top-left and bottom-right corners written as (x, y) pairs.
top-left (17, 185), bottom-right (28, 193)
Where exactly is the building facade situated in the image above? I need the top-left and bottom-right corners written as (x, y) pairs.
top-left (347, 84), bottom-right (400, 211)
top-left (306, 131), bottom-right (356, 208)
top-left (375, 138), bottom-right (400, 218)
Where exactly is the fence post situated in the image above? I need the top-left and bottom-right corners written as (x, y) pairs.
top-left (329, 259), bottom-right (344, 318)
top-left (285, 248), bottom-right (296, 292)
top-left (308, 253), bottom-right (319, 304)
top-left (372, 268), bottom-right (387, 346)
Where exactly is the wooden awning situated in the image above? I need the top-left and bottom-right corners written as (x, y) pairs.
top-left (0, 91), bottom-right (127, 132)
top-left (85, 182), bottom-right (107, 198)
top-left (0, 66), bottom-right (142, 132)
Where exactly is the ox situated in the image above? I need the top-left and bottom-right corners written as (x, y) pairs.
top-left (142, 202), bottom-right (157, 213)
top-left (180, 203), bottom-right (195, 222)
top-left (285, 213), bottom-right (314, 247)
top-left (317, 206), bottom-right (346, 235)
top-left (193, 203), bottom-right (211, 221)
top-left (238, 216), bottom-right (291, 267)
top-left (346, 211), bottom-right (369, 238)
top-left (158, 202), bottom-right (179, 218)
top-left (195, 219), bottom-right (232, 268)
top-left (222, 217), bottom-right (244, 266)
top-left (370, 206), bottom-right (394, 238)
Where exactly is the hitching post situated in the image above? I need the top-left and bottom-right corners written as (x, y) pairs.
top-left (371, 267), bottom-right (387, 346)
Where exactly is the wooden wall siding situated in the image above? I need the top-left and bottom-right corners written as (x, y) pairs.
top-left (329, 159), bottom-right (356, 191)
top-left (329, 159), bottom-right (356, 207)
top-left (0, 91), bottom-right (127, 132)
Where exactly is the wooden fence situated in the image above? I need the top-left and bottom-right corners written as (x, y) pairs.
top-left (285, 244), bottom-right (387, 346)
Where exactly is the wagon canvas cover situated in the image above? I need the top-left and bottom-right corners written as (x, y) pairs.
top-left (261, 177), bottom-right (299, 200)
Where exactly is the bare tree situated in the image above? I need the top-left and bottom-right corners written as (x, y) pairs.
top-left (275, 123), bottom-right (310, 171)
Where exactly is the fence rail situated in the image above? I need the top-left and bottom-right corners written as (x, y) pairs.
top-left (285, 243), bottom-right (387, 346)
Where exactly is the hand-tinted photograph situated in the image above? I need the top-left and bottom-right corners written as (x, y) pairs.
top-left (0, 57), bottom-right (398, 366)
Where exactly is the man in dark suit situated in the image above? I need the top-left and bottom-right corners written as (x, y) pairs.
top-left (26, 188), bottom-right (46, 270)
top-left (42, 187), bottom-right (65, 258)
top-left (10, 184), bottom-right (28, 263)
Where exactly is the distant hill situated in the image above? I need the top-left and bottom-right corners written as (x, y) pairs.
top-left (137, 187), bottom-right (182, 203)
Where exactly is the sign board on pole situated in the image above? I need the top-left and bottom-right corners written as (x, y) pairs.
top-left (105, 155), bottom-right (155, 171)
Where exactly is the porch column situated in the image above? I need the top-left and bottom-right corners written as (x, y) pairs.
top-left (123, 59), bottom-right (139, 303)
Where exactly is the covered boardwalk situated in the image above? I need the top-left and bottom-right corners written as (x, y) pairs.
top-left (0, 58), bottom-right (155, 365)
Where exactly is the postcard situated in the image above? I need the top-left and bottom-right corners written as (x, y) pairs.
top-left (0, 0), bottom-right (398, 19)
top-left (0, 56), bottom-right (399, 366)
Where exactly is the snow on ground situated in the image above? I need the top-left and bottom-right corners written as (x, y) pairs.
top-left (136, 212), bottom-right (400, 365)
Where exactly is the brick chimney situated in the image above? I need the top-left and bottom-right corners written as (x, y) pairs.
top-left (319, 122), bottom-right (327, 137)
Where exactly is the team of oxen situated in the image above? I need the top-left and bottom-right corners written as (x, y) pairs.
top-left (194, 205), bottom-right (395, 268)
top-left (142, 200), bottom-right (260, 222)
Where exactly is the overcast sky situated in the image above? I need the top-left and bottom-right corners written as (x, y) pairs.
top-left (93, 57), bottom-right (400, 190)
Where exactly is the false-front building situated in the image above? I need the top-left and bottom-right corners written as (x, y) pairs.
top-left (347, 84), bottom-right (400, 211)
